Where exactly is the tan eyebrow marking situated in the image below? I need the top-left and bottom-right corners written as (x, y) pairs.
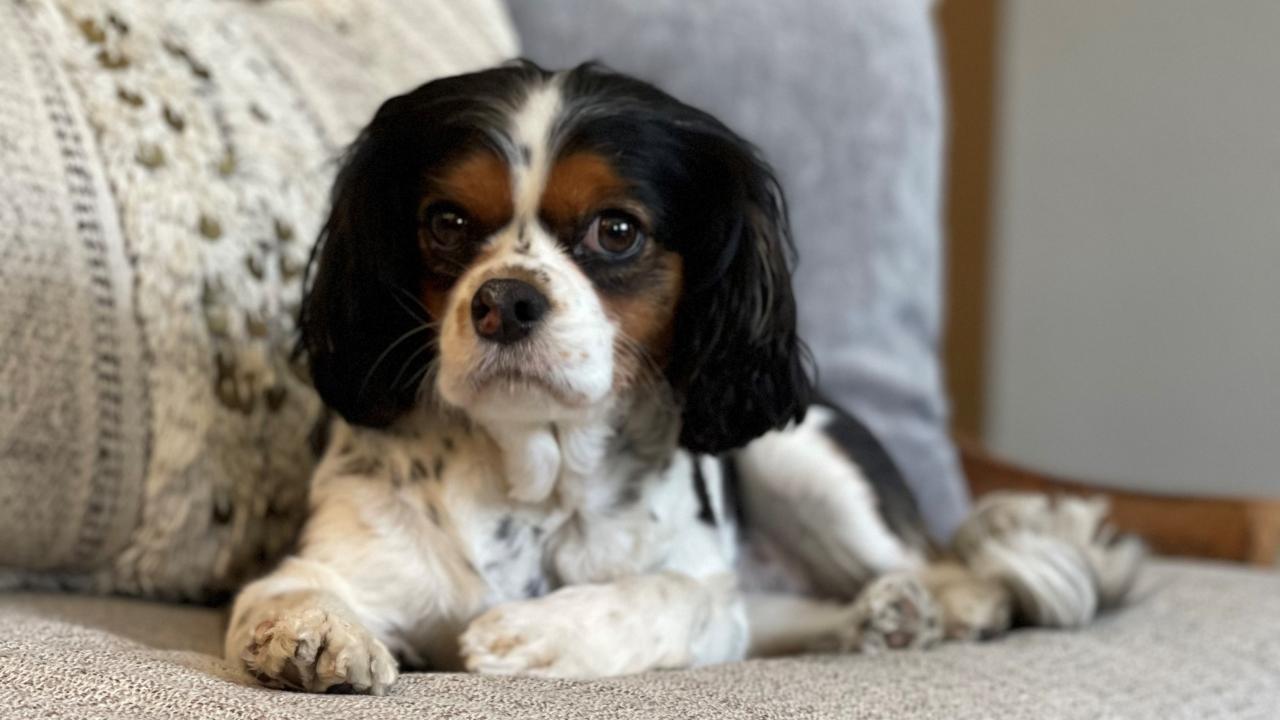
top-left (539, 152), bottom-right (632, 231)
top-left (425, 150), bottom-right (513, 230)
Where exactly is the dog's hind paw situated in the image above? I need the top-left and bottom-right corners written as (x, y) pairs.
top-left (841, 573), bottom-right (944, 653)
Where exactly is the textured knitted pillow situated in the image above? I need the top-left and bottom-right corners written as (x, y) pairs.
top-left (0, 0), bottom-right (517, 601)
top-left (508, 0), bottom-right (969, 538)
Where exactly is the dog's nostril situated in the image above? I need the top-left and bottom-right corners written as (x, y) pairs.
top-left (471, 293), bottom-right (493, 323)
top-left (513, 299), bottom-right (536, 324)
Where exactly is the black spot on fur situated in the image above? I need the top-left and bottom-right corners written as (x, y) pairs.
top-left (433, 457), bottom-right (445, 480)
top-left (410, 459), bottom-right (428, 481)
top-left (613, 483), bottom-right (643, 510)
top-left (523, 577), bottom-right (547, 598)
top-left (443, 436), bottom-right (455, 453)
top-left (515, 232), bottom-right (530, 254)
top-left (495, 516), bottom-right (514, 541)
top-left (519, 144), bottom-right (532, 166)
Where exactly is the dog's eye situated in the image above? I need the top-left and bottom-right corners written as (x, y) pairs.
top-left (581, 211), bottom-right (645, 260)
top-left (422, 202), bottom-right (471, 250)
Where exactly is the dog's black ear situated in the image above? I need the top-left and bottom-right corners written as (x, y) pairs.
top-left (298, 100), bottom-right (435, 428)
top-left (668, 135), bottom-right (813, 453)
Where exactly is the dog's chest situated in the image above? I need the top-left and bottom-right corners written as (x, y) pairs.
top-left (410, 425), bottom-right (689, 602)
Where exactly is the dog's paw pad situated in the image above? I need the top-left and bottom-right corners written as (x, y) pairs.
top-left (242, 607), bottom-right (398, 694)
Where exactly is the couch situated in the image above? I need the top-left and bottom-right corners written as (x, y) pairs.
top-left (2, 1), bottom-right (1278, 718)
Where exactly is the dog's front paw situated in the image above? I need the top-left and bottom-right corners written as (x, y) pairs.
top-left (242, 605), bottom-right (398, 695)
top-left (841, 573), bottom-right (943, 653)
top-left (460, 600), bottom-right (589, 678)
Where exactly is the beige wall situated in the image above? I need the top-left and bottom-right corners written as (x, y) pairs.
top-left (987, 0), bottom-right (1280, 496)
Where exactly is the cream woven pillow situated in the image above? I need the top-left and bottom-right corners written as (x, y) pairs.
top-left (0, 0), bottom-right (516, 600)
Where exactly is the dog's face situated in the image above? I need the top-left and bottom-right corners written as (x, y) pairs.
top-left (301, 61), bottom-right (810, 452)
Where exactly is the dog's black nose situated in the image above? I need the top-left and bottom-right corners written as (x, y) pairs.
top-left (470, 279), bottom-right (549, 344)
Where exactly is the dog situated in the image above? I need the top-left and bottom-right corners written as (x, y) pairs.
top-left (226, 60), bottom-right (1143, 693)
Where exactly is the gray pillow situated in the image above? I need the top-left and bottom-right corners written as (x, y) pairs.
top-left (508, 0), bottom-right (968, 538)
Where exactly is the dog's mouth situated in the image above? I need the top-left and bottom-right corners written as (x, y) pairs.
top-left (466, 355), bottom-right (588, 408)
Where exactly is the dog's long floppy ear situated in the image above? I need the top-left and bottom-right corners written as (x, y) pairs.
top-left (668, 132), bottom-right (814, 454)
top-left (298, 99), bottom-right (436, 428)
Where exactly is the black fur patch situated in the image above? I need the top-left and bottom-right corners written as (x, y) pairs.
top-left (818, 399), bottom-right (929, 551)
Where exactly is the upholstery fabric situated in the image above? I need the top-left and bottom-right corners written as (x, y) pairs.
top-left (1, 560), bottom-right (1277, 718)
top-left (507, 0), bottom-right (969, 539)
top-left (0, 0), bottom-right (517, 600)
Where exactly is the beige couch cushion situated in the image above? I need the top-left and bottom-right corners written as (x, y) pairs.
top-left (1, 559), bottom-right (1277, 719)
top-left (0, 0), bottom-right (516, 601)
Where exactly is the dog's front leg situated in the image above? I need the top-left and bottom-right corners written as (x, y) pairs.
top-left (459, 571), bottom-right (747, 678)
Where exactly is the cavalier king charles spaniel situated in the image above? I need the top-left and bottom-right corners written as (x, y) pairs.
top-left (226, 61), bottom-right (1143, 693)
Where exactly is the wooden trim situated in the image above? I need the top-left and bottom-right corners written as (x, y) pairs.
top-left (938, 0), bottom-right (1002, 439)
top-left (959, 439), bottom-right (1280, 567)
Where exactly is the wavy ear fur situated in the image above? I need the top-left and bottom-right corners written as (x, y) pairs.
top-left (557, 63), bottom-right (812, 453)
top-left (298, 116), bottom-right (431, 427)
top-left (666, 127), bottom-right (813, 453)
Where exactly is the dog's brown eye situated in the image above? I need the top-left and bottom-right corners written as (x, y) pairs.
top-left (423, 202), bottom-right (471, 249)
top-left (581, 211), bottom-right (645, 259)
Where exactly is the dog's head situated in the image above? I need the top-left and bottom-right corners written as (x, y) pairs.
top-left (300, 61), bottom-right (810, 453)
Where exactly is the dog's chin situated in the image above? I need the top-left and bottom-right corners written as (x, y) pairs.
top-left (439, 367), bottom-right (609, 424)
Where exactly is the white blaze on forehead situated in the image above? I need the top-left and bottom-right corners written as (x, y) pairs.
top-left (508, 80), bottom-right (563, 224)
top-left (434, 77), bottom-right (620, 507)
